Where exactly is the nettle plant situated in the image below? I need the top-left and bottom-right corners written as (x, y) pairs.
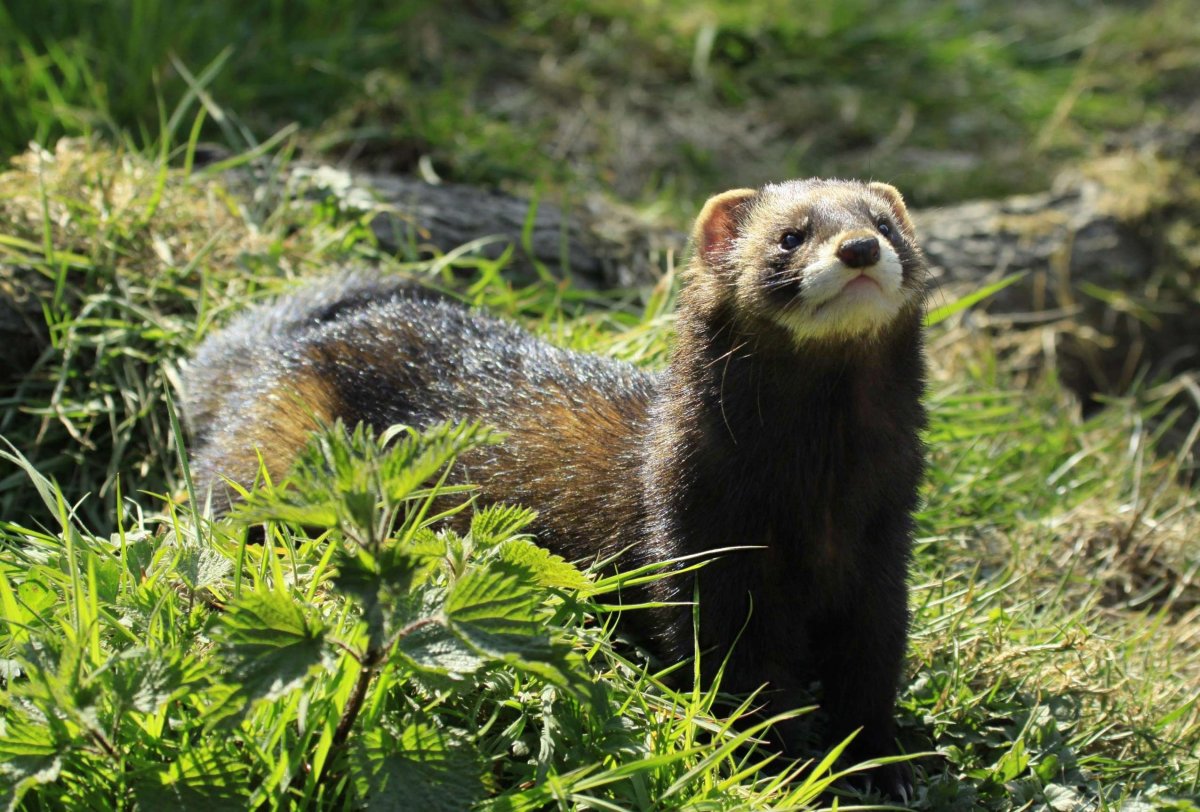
top-left (0, 422), bottom-right (591, 808)
top-left (1, 421), bottom-right (819, 811)
top-left (214, 420), bottom-right (600, 808)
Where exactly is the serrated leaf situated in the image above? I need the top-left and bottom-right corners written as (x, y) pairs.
top-left (116, 535), bottom-right (158, 581)
top-left (235, 420), bottom-right (499, 535)
top-left (396, 620), bottom-right (484, 678)
top-left (0, 715), bottom-right (63, 812)
top-left (234, 499), bottom-right (339, 529)
top-left (446, 565), bottom-right (539, 631)
top-left (343, 489), bottom-right (378, 532)
top-left (1043, 783), bottom-right (1083, 811)
top-left (353, 723), bottom-right (485, 811)
top-left (14, 638), bottom-right (88, 722)
top-left (108, 648), bottom-right (185, 715)
top-left (497, 540), bottom-right (592, 592)
top-left (174, 545), bottom-right (232, 592)
top-left (89, 553), bottom-right (124, 605)
top-left (0, 715), bottom-right (61, 765)
top-left (132, 743), bottom-right (252, 812)
top-left (444, 565), bottom-right (574, 687)
top-left (218, 590), bottom-right (329, 703)
top-left (335, 543), bottom-right (440, 603)
top-left (377, 421), bottom-right (502, 504)
top-left (406, 527), bottom-right (448, 556)
top-left (469, 504), bottom-right (538, 549)
top-left (335, 542), bottom-right (439, 648)
top-left (194, 682), bottom-right (244, 732)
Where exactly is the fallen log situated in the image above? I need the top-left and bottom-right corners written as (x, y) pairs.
top-left (4, 138), bottom-right (1197, 403)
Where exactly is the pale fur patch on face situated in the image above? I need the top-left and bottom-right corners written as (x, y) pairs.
top-left (775, 239), bottom-right (913, 342)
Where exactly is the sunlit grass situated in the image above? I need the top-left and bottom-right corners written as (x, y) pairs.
top-left (1, 128), bottom-right (1197, 809)
top-left (4, 0), bottom-right (1199, 211)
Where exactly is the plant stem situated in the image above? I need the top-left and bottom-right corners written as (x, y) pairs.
top-left (332, 648), bottom-right (379, 748)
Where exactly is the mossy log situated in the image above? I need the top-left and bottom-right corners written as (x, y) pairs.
top-left (289, 165), bottom-right (676, 290)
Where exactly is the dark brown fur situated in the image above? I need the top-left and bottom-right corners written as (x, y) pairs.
top-left (184, 180), bottom-right (928, 795)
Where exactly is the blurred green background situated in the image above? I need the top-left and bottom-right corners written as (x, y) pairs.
top-left (4, 0), bottom-right (1197, 211)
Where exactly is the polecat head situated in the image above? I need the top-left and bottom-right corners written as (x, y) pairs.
top-left (690, 179), bottom-right (926, 343)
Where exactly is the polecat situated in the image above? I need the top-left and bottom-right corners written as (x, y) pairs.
top-left (184, 178), bottom-right (928, 796)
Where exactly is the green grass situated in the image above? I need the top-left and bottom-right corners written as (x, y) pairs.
top-left (2, 1), bottom-right (1199, 808)
top-left (3, 0), bottom-right (1198, 210)
top-left (1, 136), bottom-right (1197, 810)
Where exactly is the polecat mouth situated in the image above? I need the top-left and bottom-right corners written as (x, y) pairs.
top-left (769, 243), bottom-right (911, 341)
top-left (841, 274), bottom-right (883, 293)
top-left (810, 242), bottom-right (903, 298)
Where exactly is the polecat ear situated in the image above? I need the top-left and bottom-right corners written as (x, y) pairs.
top-left (868, 182), bottom-right (916, 239)
top-left (693, 188), bottom-right (757, 267)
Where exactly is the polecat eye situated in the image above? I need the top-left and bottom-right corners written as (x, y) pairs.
top-left (779, 230), bottom-right (805, 251)
top-left (877, 219), bottom-right (892, 238)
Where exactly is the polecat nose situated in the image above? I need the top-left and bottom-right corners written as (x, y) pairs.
top-left (836, 236), bottom-right (880, 268)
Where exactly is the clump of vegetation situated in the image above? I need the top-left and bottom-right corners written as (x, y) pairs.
top-left (0, 417), bottom-right (854, 809)
top-left (0, 137), bottom-right (299, 529)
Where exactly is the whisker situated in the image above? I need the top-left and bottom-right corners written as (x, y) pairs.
top-left (704, 340), bottom-right (751, 371)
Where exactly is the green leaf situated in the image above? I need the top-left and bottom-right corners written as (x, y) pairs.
top-left (396, 620), bottom-right (484, 678)
top-left (446, 565), bottom-right (540, 639)
top-left (445, 565), bottom-right (574, 687)
top-left (334, 543), bottom-right (436, 649)
top-left (336, 541), bottom-right (442, 603)
top-left (16, 578), bottom-right (55, 617)
top-left (469, 504), bottom-right (539, 549)
top-left (0, 574), bottom-right (41, 648)
top-left (406, 527), bottom-right (450, 560)
top-left (376, 420), bottom-right (502, 503)
top-left (353, 723), bottom-right (485, 811)
top-left (1033, 751), bottom-right (1061, 782)
top-left (924, 271), bottom-right (1026, 327)
top-left (174, 545), bottom-right (232, 592)
top-left (15, 638), bottom-right (89, 724)
top-left (390, 559), bottom-right (581, 687)
top-left (234, 500), bottom-right (340, 529)
top-left (344, 488), bottom-right (378, 532)
top-left (0, 715), bottom-right (64, 812)
top-left (234, 420), bottom-right (500, 536)
top-left (496, 540), bottom-right (592, 592)
top-left (107, 648), bottom-right (187, 715)
top-left (993, 737), bottom-right (1028, 782)
top-left (131, 743), bottom-right (252, 812)
top-left (218, 589), bottom-right (329, 703)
